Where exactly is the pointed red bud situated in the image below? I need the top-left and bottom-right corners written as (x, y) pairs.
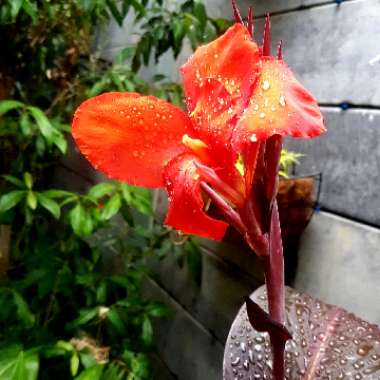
top-left (263, 13), bottom-right (271, 56)
top-left (231, 0), bottom-right (243, 24)
top-left (247, 7), bottom-right (254, 37)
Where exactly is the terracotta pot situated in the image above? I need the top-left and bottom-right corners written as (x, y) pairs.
top-left (277, 174), bottom-right (321, 283)
top-left (223, 286), bottom-right (380, 379)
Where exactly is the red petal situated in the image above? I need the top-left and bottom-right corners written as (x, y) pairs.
top-left (181, 23), bottom-right (261, 116)
top-left (72, 92), bottom-right (192, 188)
top-left (188, 77), bottom-right (237, 149)
top-left (164, 154), bottom-right (228, 240)
top-left (234, 58), bottom-right (326, 142)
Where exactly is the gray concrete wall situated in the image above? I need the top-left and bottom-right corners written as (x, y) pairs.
top-left (92, 1), bottom-right (380, 378)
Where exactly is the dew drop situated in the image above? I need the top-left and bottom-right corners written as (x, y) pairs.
top-left (262, 80), bottom-right (270, 91)
top-left (279, 95), bottom-right (286, 107)
top-left (248, 349), bottom-right (255, 364)
top-left (250, 134), bottom-right (257, 142)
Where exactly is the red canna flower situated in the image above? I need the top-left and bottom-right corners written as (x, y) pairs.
top-left (72, 21), bottom-right (325, 242)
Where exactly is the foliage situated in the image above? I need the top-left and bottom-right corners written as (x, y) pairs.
top-left (0, 0), bottom-right (225, 378)
top-left (279, 149), bottom-right (303, 178)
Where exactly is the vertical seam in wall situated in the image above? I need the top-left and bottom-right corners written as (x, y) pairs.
top-left (146, 276), bottom-right (225, 347)
top-left (200, 246), bottom-right (264, 285)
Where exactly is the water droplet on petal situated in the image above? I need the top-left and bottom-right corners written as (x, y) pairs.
top-left (279, 95), bottom-right (286, 107)
top-left (262, 80), bottom-right (270, 91)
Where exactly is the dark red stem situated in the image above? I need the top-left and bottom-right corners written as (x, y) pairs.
top-left (263, 201), bottom-right (286, 380)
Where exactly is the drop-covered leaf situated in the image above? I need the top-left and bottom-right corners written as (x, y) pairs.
top-left (224, 286), bottom-right (380, 379)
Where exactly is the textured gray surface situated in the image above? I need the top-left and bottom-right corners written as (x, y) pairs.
top-left (207, 0), bottom-right (347, 18)
top-left (295, 211), bottom-right (380, 325)
top-left (253, 0), bottom-right (380, 106)
top-left (285, 107), bottom-right (380, 225)
top-left (142, 278), bottom-right (224, 380)
top-left (148, 245), bottom-right (261, 342)
top-left (102, 0), bottom-right (380, 106)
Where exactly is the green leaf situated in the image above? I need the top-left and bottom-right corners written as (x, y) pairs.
top-left (129, 353), bottom-right (150, 379)
top-left (0, 100), bottom-right (24, 116)
top-left (10, 0), bottom-right (24, 19)
top-left (23, 172), bottom-right (33, 189)
top-left (56, 341), bottom-right (74, 352)
top-left (88, 182), bottom-right (116, 199)
top-left (106, 0), bottom-right (123, 26)
top-left (121, 185), bottom-right (152, 215)
top-left (70, 353), bottom-right (80, 376)
top-left (0, 190), bottom-right (26, 213)
top-left (102, 362), bottom-right (124, 379)
top-left (69, 308), bottom-right (98, 328)
top-left (37, 193), bottom-right (61, 219)
top-left (101, 193), bottom-right (121, 220)
top-left (42, 189), bottom-right (73, 198)
top-left (107, 307), bottom-right (125, 334)
top-left (3, 175), bottom-right (24, 188)
top-left (120, 183), bottom-right (132, 203)
top-left (53, 132), bottom-right (68, 154)
top-left (115, 47), bottom-right (135, 64)
top-left (12, 290), bottom-right (35, 328)
top-left (69, 204), bottom-right (93, 236)
top-left (142, 316), bottom-right (153, 346)
top-left (75, 364), bottom-right (104, 380)
top-left (194, 1), bottom-right (207, 29)
top-left (0, 346), bottom-right (39, 380)
top-left (27, 191), bottom-right (38, 210)
top-left (27, 106), bottom-right (54, 140)
top-left (21, 0), bottom-right (38, 23)
top-left (86, 78), bottom-right (109, 98)
top-left (96, 282), bottom-right (107, 304)
top-left (69, 204), bottom-right (83, 235)
top-left (147, 303), bottom-right (172, 318)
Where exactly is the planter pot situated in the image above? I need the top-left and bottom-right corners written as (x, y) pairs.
top-left (277, 174), bottom-right (321, 283)
top-left (223, 286), bottom-right (380, 379)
